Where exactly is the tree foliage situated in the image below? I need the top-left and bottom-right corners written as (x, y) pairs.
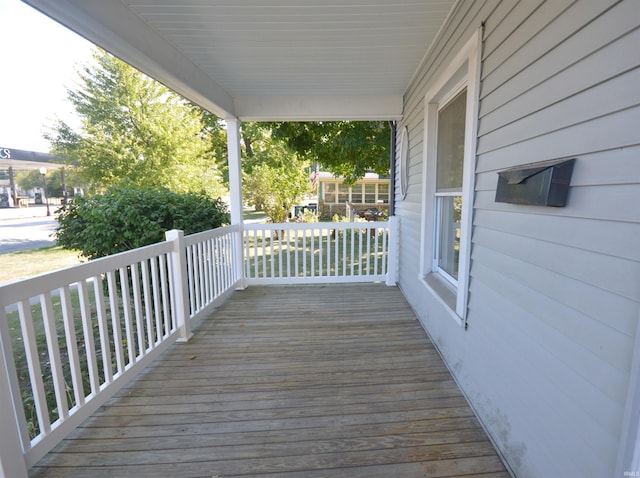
top-left (46, 49), bottom-right (224, 197)
top-left (242, 138), bottom-right (310, 223)
top-left (16, 169), bottom-right (67, 197)
top-left (269, 121), bottom-right (391, 184)
top-left (55, 184), bottom-right (230, 260)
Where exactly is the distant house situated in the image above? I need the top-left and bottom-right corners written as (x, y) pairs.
top-left (317, 172), bottom-right (390, 217)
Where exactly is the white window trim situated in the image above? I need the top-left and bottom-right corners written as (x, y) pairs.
top-left (418, 29), bottom-right (482, 325)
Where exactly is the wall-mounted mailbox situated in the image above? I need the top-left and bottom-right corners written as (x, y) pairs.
top-left (495, 158), bottom-right (575, 207)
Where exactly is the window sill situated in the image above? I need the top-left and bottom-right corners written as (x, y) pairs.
top-left (419, 273), bottom-right (464, 327)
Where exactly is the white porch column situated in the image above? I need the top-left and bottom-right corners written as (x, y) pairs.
top-left (226, 118), bottom-right (247, 289)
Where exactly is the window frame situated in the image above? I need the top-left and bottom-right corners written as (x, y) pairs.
top-left (418, 30), bottom-right (482, 325)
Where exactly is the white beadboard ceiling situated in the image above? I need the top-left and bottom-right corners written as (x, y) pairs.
top-left (23, 0), bottom-right (457, 120)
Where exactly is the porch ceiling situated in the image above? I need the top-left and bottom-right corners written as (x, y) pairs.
top-left (22, 0), bottom-right (457, 121)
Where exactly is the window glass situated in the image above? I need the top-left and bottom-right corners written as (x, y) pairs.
top-left (436, 90), bottom-right (466, 192)
top-left (437, 195), bottom-right (462, 279)
top-left (378, 183), bottom-right (389, 203)
top-left (324, 183), bottom-right (336, 203)
top-left (364, 183), bottom-right (376, 203)
top-left (435, 89), bottom-right (466, 282)
top-left (351, 183), bottom-right (363, 203)
top-left (338, 183), bottom-right (349, 203)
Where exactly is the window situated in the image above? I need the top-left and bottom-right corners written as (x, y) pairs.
top-left (338, 183), bottom-right (349, 203)
top-left (364, 183), bottom-right (376, 203)
top-left (419, 30), bottom-right (481, 324)
top-left (435, 90), bottom-right (466, 282)
top-left (378, 183), bottom-right (389, 204)
top-left (351, 183), bottom-right (363, 203)
top-left (323, 183), bottom-right (336, 203)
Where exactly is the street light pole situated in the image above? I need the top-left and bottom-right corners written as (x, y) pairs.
top-left (39, 167), bottom-right (51, 217)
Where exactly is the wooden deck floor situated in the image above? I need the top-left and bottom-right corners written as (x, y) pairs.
top-left (30, 284), bottom-right (509, 478)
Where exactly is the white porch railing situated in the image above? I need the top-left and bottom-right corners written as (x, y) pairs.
top-left (244, 218), bottom-right (398, 285)
top-left (0, 218), bottom-right (397, 476)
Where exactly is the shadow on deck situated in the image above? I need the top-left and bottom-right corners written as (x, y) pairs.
top-left (30, 284), bottom-right (508, 477)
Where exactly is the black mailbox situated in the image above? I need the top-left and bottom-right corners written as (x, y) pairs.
top-left (495, 158), bottom-right (575, 207)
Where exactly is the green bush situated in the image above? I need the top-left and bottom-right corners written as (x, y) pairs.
top-left (55, 185), bottom-right (230, 259)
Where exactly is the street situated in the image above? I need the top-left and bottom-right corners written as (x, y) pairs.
top-left (0, 206), bottom-right (58, 254)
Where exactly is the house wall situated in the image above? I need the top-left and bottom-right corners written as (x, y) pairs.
top-left (396, 1), bottom-right (640, 477)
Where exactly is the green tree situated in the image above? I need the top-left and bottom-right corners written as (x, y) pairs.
top-left (46, 49), bottom-right (224, 197)
top-left (16, 169), bottom-right (67, 197)
top-left (242, 139), bottom-right (310, 223)
top-left (269, 121), bottom-right (391, 184)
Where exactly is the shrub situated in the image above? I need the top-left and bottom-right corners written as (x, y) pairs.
top-left (55, 185), bottom-right (230, 259)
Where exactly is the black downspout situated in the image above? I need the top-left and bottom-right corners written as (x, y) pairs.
top-left (388, 120), bottom-right (397, 216)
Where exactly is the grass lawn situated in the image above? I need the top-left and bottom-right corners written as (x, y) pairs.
top-left (0, 246), bottom-right (83, 285)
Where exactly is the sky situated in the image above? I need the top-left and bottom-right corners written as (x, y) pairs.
top-left (0, 0), bottom-right (94, 153)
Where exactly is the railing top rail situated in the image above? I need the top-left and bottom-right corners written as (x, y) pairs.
top-left (184, 224), bottom-right (239, 246)
top-left (0, 240), bottom-right (173, 307)
top-left (244, 221), bottom-right (389, 231)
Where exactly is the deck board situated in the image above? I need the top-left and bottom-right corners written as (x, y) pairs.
top-left (30, 284), bottom-right (509, 477)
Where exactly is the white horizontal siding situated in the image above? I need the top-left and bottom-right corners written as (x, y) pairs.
top-left (475, 183), bottom-right (640, 224)
top-left (480, 0), bottom-right (623, 110)
top-left (473, 209), bottom-right (640, 262)
top-left (467, 282), bottom-right (621, 478)
top-left (396, 0), bottom-right (640, 476)
top-left (479, 66), bottom-right (640, 154)
top-left (476, 146), bottom-right (640, 190)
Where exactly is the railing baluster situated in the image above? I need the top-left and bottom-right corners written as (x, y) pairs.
top-left (211, 236), bottom-right (219, 296)
top-left (350, 226), bottom-right (355, 276)
top-left (293, 229), bottom-right (299, 277)
top-left (197, 242), bottom-right (205, 312)
top-left (261, 229), bottom-right (267, 278)
top-left (358, 227), bottom-right (364, 276)
top-left (130, 263), bottom-right (146, 358)
top-left (319, 227), bottom-right (323, 277)
top-left (141, 260), bottom-right (154, 351)
top-left (93, 276), bottom-right (113, 384)
top-left (186, 245), bottom-right (195, 316)
top-left (60, 285), bottom-right (85, 408)
top-left (326, 227), bottom-right (331, 276)
top-left (336, 226), bottom-right (341, 277)
top-left (119, 267), bottom-right (136, 367)
top-left (107, 271), bottom-right (125, 375)
top-left (374, 226), bottom-right (380, 276)
top-left (269, 230), bottom-right (275, 279)
top-left (77, 280), bottom-right (99, 395)
top-left (302, 231), bottom-right (307, 277)
top-left (204, 240), bottom-right (212, 305)
top-left (18, 299), bottom-right (51, 436)
top-left (366, 227), bottom-right (372, 275)
top-left (41, 292), bottom-right (70, 421)
top-left (150, 257), bottom-right (162, 344)
top-left (159, 254), bottom-right (171, 336)
top-left (226, 232), bottom-right (233, 287)
top-left (252, 230), bottom-right (258, 279)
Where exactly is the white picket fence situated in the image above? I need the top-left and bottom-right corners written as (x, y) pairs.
top-left (0, 219), bottom-right (396, 476)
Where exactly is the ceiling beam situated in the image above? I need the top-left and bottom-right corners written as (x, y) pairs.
top-left (234, 95), bottom-right (403, 122)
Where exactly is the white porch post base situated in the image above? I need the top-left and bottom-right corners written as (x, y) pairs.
top-left (165, 229), bottom-right (193, 342)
